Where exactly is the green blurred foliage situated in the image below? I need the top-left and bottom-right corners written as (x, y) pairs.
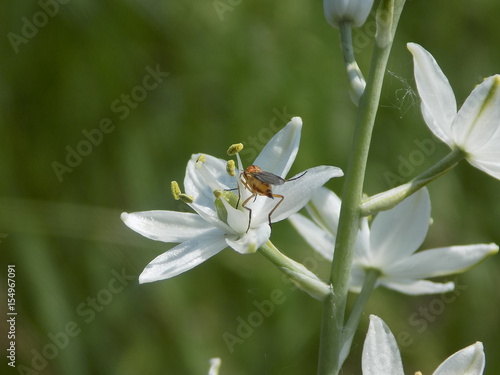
top-left (1, 0), bottom-right (500, 374)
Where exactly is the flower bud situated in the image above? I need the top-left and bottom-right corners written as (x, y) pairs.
top-left (324, 0), bottom-right (374, 28)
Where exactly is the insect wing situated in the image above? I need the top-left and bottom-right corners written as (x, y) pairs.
top-left (252, 171), bottom-right (286, 186)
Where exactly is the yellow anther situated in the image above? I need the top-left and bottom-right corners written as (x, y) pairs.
top-left (226, 160), bottom-right (236, 176)
top-left (195, 154), bottom-right (206, 169)
top-left (171, 181), bottom-right (181, 200)
top-left (213, 189), bottom-right (223, 199)
top-left (227, 143), bottom-right (243, 156)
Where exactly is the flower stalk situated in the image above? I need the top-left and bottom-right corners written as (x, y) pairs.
top-left (340, 268), bottom-right (379, 366)
top-left (318, 1), bottom-right (406, 373)
top-left (339, 21), bottom-right (366, 105)
top-left (259, 241), bottom-right (331, 300)
top-left (360, 148), bottom-right (465, 216)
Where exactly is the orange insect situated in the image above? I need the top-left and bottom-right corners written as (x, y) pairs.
top-left (237, 165), bottom-right (306, 232)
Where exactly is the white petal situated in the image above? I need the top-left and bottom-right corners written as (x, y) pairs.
top-left (121, 211), bottom-right (213, 243)
top-left (188, 202), bottom-right (234, 233)
top-left (258, 166), bottom-right (343, 225)
top-left (225, 225), bottom-right (271, 254)
top-left (208, 358), bottom-right (222, 375)
top-left (220, 198), bottom-right (249, 233)
top-left (139, 230), bottom-right (226, 283)
top-left (370, 188), bottom-right (430, 266)
top-left (288, 213), bottom-right (335, 260)
top-left (381, 279), bottom-right (455, 295)
top-left (348, 265), bottom-right (368, 293)
top-left (453, 75), bottom-right (500, 154)
top-left (386, 243), bottom-right (498, 279)
top-left (362, 315), bottom-right (404, 375)
top-left (433, 342), bottom-right (485, 375)
top-left (306, 187), bottom-right (342, 237)
top-left (253, 116), bottom-right (302, 178)
top-left (408, 43), bottom-right (456, 146)
top-left (467, 157), bottom-right (500, 180)
top-left (184, 153), bottom-right (234, 208)
top-left (353, 217), bottom-right (372, 263)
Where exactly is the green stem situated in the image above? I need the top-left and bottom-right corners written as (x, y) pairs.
top-left (339, 21), bottom-right (366, 105)
top-left (318, 1), bottom-right (406, 374)
top-left (339, 269), bottom-right (380, 367)
top-left (360, 148), bottom-right (465, 216)
top-left (259, 241), bottom-right (331, 300)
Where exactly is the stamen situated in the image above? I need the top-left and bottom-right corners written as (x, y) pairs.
top-left (235, 152), bottom-right (244, 172)
top-left (195, 154), bottom-right (206, 169)
top-left (226, 160), bottom-right (236, 176)
top-left (179, 193), bottom-right (194, 204)
top-left (171, 181), bottom-right (181, 200)
top-left (213, 189), bottom-right (223, 199)
top-left (227, 143), bottom-right (244, 156)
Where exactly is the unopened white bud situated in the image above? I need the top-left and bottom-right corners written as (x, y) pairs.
top-left (324, 0), bottom-right (374, 28)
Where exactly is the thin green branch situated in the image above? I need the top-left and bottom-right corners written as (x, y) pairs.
top-left (339, 21), bottom-right (366, 105)
top-left (259, 241), bottom-right (331, 300)
top-left (339, 268), bottom-right (380, 367)
top-left (360, 148), bottom-right (465, 216)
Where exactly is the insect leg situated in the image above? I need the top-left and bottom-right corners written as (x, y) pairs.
top-left (268, 194), bottom-right (284, 227)
top-left (242, 193), bottom-right (256, 233)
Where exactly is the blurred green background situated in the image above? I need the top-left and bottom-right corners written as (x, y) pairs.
top-left (1, 0), bottom-right (499, 374)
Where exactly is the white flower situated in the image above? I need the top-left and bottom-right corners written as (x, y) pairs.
top-left (290, 187), bottom-right (498, 295)
top-left (363, 315), bottom-right (485, 375)
top-left (208, 358), bottom-right (221, 375)
top-left (324, 0), bottom-right (374, 28)
top-left (408, 42), bottom-right (500, 180)
top-left (121, 117), bottom-right (343, 283)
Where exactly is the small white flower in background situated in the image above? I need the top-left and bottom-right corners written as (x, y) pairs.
top-left (363, 315), bottom-right (485, 375)
top-left (290, 187), bottom-right (498, 295)
top-left (324, 0), bottom-right (374, 28)
top-left (121, 117), bottom-right (343, 283)
top-left (208, 357), bottom-right (221, 375)
top-left (408, 42), bottom-right (500, 180)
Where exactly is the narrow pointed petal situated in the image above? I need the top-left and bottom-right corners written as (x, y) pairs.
top-left (453, 75), bottom-right (500, 155)
top-left (258, 166), bottom-right (343, 225)
top-left (220, 198), bottom-right (249, 234)
top-left (362, 315), bottom-right (404, 375)
top-left (348, 266), bottom-right (370, 293)
top-left (121, 211), bottom-right (213, 243)
top-left (184, 153), bottom-right (234, 208)
top-left (188, 202), bottom-right (234, 233)
top-left (386, 243), bottom-right (498, 279)
top-left (468, 157), bottom-right (500, 180)
top-left (433, 342), bottom-right (485, 375)
top-left (289, 213), bottom-right (335, 260)
top-left (408, 43), bottom-right (456, 146)
top-left (139, 230), bottom-right (227, 283)
top-left (306, 187), bottom-right (342, 236)
top-left (381, 279), bottom-right (455, 295)
top-left (370, 188), bottom-right (430, 265)
top-left (225, 225), bottom-right (270, 254)
top-left (353, 217), bottom-right (371, 262)
top-left (253, 116), bottom-right (302, 177)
